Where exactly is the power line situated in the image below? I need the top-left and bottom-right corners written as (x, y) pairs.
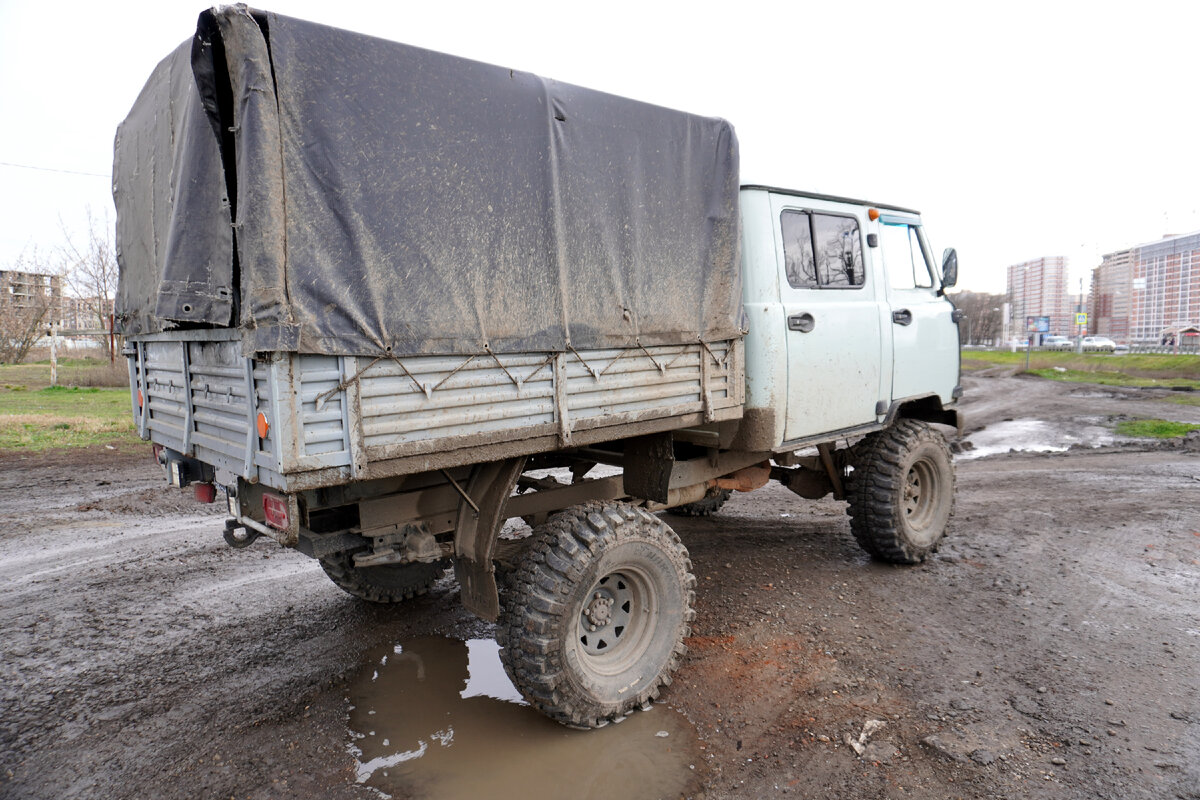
top-left (0, 161), bottom-right (109, 179)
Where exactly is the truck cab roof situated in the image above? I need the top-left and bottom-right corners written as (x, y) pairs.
top-left (740, 185), bottom-right (921, 216)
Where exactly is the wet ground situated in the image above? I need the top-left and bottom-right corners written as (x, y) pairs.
top-left (1, 371), bottom-right (1198, 799)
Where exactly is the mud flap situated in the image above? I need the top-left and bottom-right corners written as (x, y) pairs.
top-left (453, 458), bottom-right (526, 621)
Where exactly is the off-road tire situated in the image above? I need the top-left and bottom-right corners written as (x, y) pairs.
top-left (847, 419), bottom-right (955, 564)
top-left (496, 501), bottom-right (695, 728)
top-left (667, 487), bottom-right (732, 517)
top-left (318, 552), bottom-right (448, 604)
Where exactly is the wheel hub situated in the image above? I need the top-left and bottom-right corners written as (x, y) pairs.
top-left (578, 572), bottom-right (638, 656)
top-left (585, 593), bottom-right (614, 628)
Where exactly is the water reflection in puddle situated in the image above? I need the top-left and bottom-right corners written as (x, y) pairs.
top-left (347, 636), bottom-right (701, 800)
top-left (959, 418), bottom-right (1115, 459)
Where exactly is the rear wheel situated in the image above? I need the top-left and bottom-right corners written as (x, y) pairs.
top-left (668, 487), bottom-right (731, 517)
top-left (497, 501), bottom-right (694, 728)
top-left (847, 419), bottom-right (955, 563)
top-left (318, 552), bottom-right (448, 603)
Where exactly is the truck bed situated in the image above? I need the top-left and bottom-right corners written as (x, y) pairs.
top-left (130, 332), bottom-right (744, 492)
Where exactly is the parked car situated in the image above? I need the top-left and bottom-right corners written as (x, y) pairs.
top-left (1081, 336), bottom-right (1117, 352)
top-left (1041, 335), bottom-right (1074, 350)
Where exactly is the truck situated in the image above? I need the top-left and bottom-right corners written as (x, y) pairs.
top-left (115, 6), bottom-right (962, 730)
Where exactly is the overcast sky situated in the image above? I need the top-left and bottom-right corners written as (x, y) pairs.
top-left (2, 0), bottom-right (1197, 295)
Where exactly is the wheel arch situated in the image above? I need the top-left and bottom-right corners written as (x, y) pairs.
top-left (884, 393), bottom-right (962, 436)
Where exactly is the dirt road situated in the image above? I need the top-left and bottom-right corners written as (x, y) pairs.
top-left (2, 372), bottom-right (1198, 799)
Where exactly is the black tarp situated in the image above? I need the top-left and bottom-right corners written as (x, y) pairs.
top-left (114, 6), bottom-right (743, 357)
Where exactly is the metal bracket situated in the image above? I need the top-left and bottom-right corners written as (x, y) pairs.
top-left (135, 341), bottom-right (149, 440)
top-left (242, 357), bottom-right (257, 479)
top-left (181, 342), bottom-right (195, 454)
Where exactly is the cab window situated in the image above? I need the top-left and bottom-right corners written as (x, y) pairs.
top-left (880, 222), bottom-right (934, 289)
top-left (780, 210), bottom-right (864, 289)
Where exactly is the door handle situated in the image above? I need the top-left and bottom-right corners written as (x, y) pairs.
top-left (788, 313), bottom-right (815, 333)
top-left (892, 309), bottom-right (913, 326)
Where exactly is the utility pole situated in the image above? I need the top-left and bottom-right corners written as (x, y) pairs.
top-left (49, 320), bottom-right (58, 388)
top-left (1080, 275), bottom-right (1089, 352)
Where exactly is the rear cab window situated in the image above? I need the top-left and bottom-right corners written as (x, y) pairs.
top-left (780, 210), bottom-right (865, 290)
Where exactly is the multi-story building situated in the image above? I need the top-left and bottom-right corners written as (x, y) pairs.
top-left (1090, 248), bottom-right (1133, 341)
top-left (1128, 232), bottom-right (1200, 344)
top-left (0, 269), bottom-right (67, 326)
top-left (1007, 256), bottom-right (1072, 336)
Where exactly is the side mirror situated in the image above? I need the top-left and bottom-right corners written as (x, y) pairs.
top-left (941, 248), bottom-right (958, 288)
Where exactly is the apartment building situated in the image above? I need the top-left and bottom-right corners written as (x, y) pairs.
top-left (0, 269), bottom-right (66, 326)
top-left (1089, 231), bottom-right (1200, 344)
top-left (1090, 249), bottom-right (1133, 340)
top-left (1007, 256), bottom-right (1072, 335)
top-left (1129, 232), bottom-right (1200, 344)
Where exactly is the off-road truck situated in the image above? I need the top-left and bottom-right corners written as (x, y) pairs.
top-left (116, 6), bottom-right (962, 729)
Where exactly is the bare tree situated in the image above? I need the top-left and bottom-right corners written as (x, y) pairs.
top-left (0, 252), bottom-right (56, 364)
top-left (950, 291), bottom-right (1005, 346)
top-left (61, 209), bottom-right (119, 358)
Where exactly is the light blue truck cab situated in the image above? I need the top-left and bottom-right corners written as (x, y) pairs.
top-left (739, 186), bottom-right (960, 450)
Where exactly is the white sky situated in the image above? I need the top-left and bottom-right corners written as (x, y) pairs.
top-left (2, 0), bottom-right (1198, 294)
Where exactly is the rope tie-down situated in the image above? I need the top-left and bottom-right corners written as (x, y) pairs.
top-left (314, 340), bottom-right (727, 409)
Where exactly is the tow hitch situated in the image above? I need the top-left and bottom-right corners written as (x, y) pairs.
top-left (223, 519), bottom-right (262, 549)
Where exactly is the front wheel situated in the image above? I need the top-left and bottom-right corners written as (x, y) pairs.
top-left (497, 502), bottom-right (695, 728)
top-left (847, 419), bottom-right (955, 563)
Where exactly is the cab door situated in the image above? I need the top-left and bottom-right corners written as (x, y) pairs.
top-left (875, 215), bottom-right (959, 403)
top-left (771, 194), bottom-right (888, 442)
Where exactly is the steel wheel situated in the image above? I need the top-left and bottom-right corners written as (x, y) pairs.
top-left (847, 419), bottom-right (955, 563)
top-left (497, 502), bottom-right (694, 728)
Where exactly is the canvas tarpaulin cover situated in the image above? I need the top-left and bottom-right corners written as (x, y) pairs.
top-left (114, 6), bottom-right (743, 357)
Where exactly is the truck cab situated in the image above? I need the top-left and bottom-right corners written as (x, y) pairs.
top-left (739, 186), bottom-right (960, 449)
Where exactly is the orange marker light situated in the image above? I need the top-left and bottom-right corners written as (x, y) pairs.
top-left (868, 208), bottom-right (880, 221)
top-left (256, 411), bottom-right (270, 439)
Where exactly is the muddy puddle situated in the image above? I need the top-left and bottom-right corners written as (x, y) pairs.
top-left (958, 418), bottom-right (1116, 459)
top-left (346, 636), bottom-right (702, 800)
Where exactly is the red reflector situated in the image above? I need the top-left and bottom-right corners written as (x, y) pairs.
top-left (194, 482), bottom-right (217, 504)
top-left (263, 493), bottom-right (289, 530)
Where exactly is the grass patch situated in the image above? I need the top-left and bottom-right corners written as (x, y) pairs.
top-left (1164, 394), bottom-right (1200, 407)
top-left (1026, 368), bottom-right (1200, 390)
top-left (1114, 419), bottom-right (1200, 439)
top-left (0, 359), bottom-right (128, 390)
top-left (0, 385), bottom-right (139, 452)
top-left (964, 350), bottom-right (1200, 388)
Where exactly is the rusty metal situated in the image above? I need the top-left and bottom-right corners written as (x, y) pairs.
top-left (715, 461), bottom-right (771, 492)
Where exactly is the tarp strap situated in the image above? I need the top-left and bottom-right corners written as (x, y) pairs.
top-left (698, 337), bottom-right (729, 367)
top-left (313, 339), bottom-right (726, 410)
top-left (635, 338), bottom-right (666, 374)
top-left (567, 344), bottom-right (600, 379)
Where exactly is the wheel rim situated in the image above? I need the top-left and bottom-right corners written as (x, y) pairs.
top-left (576, 568), bottom-right (658, 676)
top-left (903, 456), bottom-right (940, 544)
